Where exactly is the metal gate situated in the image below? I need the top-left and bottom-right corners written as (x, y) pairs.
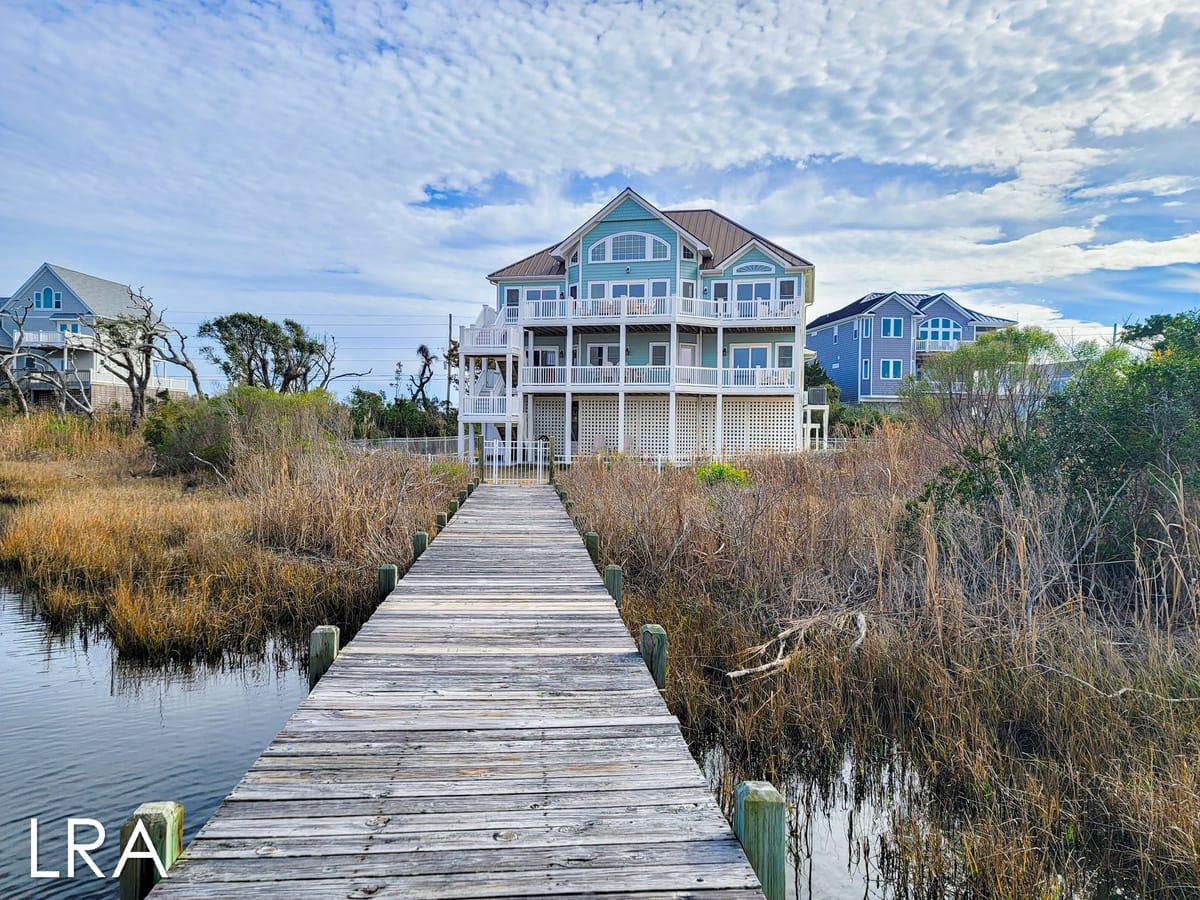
top-left (484, 439), bottom-right (549, 484)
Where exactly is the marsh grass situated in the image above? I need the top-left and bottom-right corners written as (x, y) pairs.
top-left (0, 413), bottom-right (467, 662)
top-left (560, 425), bottom-right (1200, 898)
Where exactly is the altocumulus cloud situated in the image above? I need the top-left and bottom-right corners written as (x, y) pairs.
top-left (2, 0), bottom-right (1199, 384)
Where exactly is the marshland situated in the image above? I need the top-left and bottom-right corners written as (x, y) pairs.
top-left (2, 320), bottom-right (1199, 898)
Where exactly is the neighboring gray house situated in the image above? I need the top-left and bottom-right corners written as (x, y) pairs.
top-left (807, 292), bottom-right (1016, 405)
top-left (0, 263), bottom-right (190, 408)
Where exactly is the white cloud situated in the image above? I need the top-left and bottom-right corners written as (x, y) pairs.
top-left (0, 0), bottom-right (1198, 386)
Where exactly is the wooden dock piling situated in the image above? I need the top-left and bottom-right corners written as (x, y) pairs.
top-left (118, 802), bottom-right (183, 900)
top-left (640, 624), bottom-right (667, 689)
top-left (307, 625), bottom-right (339, 691)
top-left (733, 780), bottom-right (786, 900)
top-left (377, 564), bottom-right (397, 602)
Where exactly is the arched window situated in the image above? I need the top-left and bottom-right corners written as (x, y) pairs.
top-left (588, 232), bottom-right (670, 264)
top-left (918, 318), bottom-right (961, 342)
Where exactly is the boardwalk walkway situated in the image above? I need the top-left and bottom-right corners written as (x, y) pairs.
top-left (151, 484), bottom-right (762, 898)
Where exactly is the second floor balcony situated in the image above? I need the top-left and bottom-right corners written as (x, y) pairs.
top-left (915, 338), bottom-right (974, 353)
top-left (462, 324), bottom-right (522, 355)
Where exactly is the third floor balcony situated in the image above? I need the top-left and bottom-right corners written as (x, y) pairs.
top-left (519, 295), bottom-right (800, 325)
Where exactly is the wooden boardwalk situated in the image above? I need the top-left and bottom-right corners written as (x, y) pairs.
top-left (151, 484), bottom-right (763, 899)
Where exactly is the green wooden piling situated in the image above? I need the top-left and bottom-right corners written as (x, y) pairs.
top-left (548, 437), bottom-right (556, 482)
top-left (565, 499), bottom-right (575, 516)
top-left (640, 624), bottom-right (667, 688)
top-left (448, 498), bottom-right (459, 516)
top-left (377, 564), bottom-right (398, 602)
top-left (475, 432), bottom-right (485, 482)
top-left (585, 531), bottom-right (599, 565)
top-left (436, 511), bottom-right (448, 530)
top-left (118, 801), bottom-right (183, 900)
top-left (605, 564), bottom-right (623, 607)
top-left (467, 481), bottom-right (475, 495)
top-left (458, 489), bottom-right (468, 505)
top-left (733, 781), bottom-right (786, 900)
top-left (308, 625), bottom-right (340, 691)
top-left (412, 530), bottom-right (429, 561)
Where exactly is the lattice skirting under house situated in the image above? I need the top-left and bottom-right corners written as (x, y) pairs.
top-left (531, 394), bottom-right (799, 458)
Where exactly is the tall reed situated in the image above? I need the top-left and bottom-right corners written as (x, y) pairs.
top-left (559, 427), bottom-right (1200, 898)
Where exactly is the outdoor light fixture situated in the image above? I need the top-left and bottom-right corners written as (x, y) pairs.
top-left (559, 290), bottom-right (565, 299)
top-left (703, 286), bottom-right (709, 297)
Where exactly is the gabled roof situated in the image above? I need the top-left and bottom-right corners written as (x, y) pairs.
top-left (47, 264), bottom-right (143, 318)
top-left (4, 263), bottom-right (144, 320)
top-left (667, 209), bottom-right (811, 269)
top-left (549, 187), bottom-right (709, 261)
top-left (808, 291), bottom-right (1017, 331)
top-left (488, 192), bottom-right (813, 282)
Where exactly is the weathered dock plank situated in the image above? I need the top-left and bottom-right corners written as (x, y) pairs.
top-left (150, 484), bottom-right (761, 898)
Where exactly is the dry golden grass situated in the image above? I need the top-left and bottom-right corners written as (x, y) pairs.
top-left (0, 415), bottom-right (468, 661)
top-left (559, 425), bottom-right (1200, 898)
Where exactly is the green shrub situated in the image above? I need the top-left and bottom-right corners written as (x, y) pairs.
top-left (695, 461), bottom-right (750, 487)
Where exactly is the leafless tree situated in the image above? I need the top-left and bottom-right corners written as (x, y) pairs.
top-left (92, 288), bottom-right (206, 424)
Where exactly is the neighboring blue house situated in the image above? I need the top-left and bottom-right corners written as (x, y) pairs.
top-left (807, 292), bottom-right (1017, 404)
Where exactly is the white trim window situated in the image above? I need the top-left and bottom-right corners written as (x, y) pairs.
top-left (732, 262), bottom-right (774, 275)
top-left (590, 232), bottom-right (670, 263)
top-left (776, 344), bottom-right (794, 369)
top-left (532, 348), bottom-right (558, 366)
top-left (862, 358), bottom-right (870, 380)
top-left (862, 318), bottom-right (871, 338)
top-left (648, 342), bottom-right (669, 366)
top-left (833, 326), bottom-right (838, 345)
top-left (881, 317), bottom-right (903, 338)
top-left (570, 248), bottom-right (579, 264)
top-left (778, 278), bottom-right (797, 308)
top-left (587, 343), bottom-right (620, 366)
top-left (524, 287), bottom-right (558, 302)
top-left (504, 287), bottom-right (520, 308)
top-left (730, 344), bottom-right (769, 369)
top-left (918, 317), bottom-right (962, 342)
top-left (880, 359), bottom-right (902, 379)
top-left (682, 245), bottom-right (696, 260)
top-left (34, 287), bottom-right (63, 309)
top-left (680, 280), bottom-right (696, 298)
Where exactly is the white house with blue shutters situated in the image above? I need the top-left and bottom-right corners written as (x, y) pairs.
top-left (807, 291), bottom-right (1017, 405)
top-left (457, 188), bottom-right (830, 463)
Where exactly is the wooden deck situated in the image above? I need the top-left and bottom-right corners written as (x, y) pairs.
top-left (151, 484), bottom-right (763, 898)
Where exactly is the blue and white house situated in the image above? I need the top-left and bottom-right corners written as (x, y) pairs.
top-left (458, 188), bottom-right (829, 463)
top-left (0, 263), bottom-right (191, 407)
top-left (807, 292), bottom-right (1017, 405)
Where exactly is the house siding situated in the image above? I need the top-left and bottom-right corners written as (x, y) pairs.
top-left (581, 202), bottom-right (678, 294)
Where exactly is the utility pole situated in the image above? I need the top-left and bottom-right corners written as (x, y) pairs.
top-left (446, 313), bottom-right (452, 412)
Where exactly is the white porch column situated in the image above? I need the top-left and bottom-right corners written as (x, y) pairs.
top-left (617, 323), bottom-right (627, 453)
top-left (504, 354), bottom-right (513, 461)
top-left (795, 321), bottom-right (805, 450)
top-left (716, 324), bottom-right (724, 456)
top-left (564, 390), bottom-right (573, 464)
top-left (668, 322), bottom-right (678, 463)
top-left (566, 324), bottom-right (573, 378)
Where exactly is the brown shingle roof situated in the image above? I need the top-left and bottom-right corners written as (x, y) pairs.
top-left (487, 244), bottom-right (564, 280)
top-left (662, 209), bottom-right (812, 268)
top-left (487, 205), bottom-right (812, 281)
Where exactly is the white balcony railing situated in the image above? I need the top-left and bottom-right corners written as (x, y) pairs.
top-left (520, 296), bottom-right (800, 324)
top-left (461, 395), bottom-right (518, 418)
top-left (522, 366), bottom-right (568, 386)
top-left (915, 338), bottom-right (973, 352)
top-left (518, 365), bottom-right (799, 391)
top-left (462, 325), bottom-right (521, 354)
top-left (722, 367), bottom-right (797, 388)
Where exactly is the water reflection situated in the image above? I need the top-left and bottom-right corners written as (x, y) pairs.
top-left (0, 589), bottom-right (307, 899)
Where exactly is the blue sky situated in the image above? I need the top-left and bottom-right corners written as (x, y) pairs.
top-left (2, 0), bottom-right (1199, 396)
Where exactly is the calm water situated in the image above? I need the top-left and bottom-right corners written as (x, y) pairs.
top-left (0, 589), bottom-right (307, 899)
